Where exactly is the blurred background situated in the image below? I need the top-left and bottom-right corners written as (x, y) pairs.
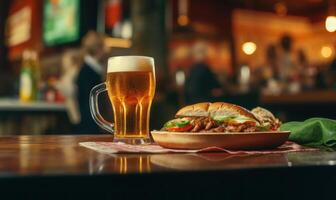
top-left (0, 0), bottom-right (336, 135)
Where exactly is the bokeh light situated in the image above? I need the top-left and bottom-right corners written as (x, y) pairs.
top-left (175, 70), bottom-right (186, 86)
top-left (320, 46), bottom-right (333, 58)
top-left (178, 15), bottom-right (189, 26)
top-left (242, 42), bottom-right (257, 55)
top-left (274, 2), bottom-right (287, 16)
top-left (325, 16), bottom-right (336, 32)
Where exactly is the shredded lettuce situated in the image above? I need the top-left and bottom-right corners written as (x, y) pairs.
top-left (213, 116), bottom-right (234, 123)
top-left (164, 118), bottom-right (190, 128)
top-left (213, 115), bottom-right (256, 124)
top-left (230, 116), bottom-right (255, 123)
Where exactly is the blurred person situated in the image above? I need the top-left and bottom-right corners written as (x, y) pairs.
top-left (264, 44), bottom-right (280, 81)
top-left (296, 49), bottom-right (309, 75)
top-left (328, 45), bottom-right (336, 89)
top-left (297, 49), bottom-right (308, 79)
top-left (297, 49), bottom-right (307, 69)
top-left (76, 31), bottom-right (110, 133)
top-left (297, 49), bottom-right (316, 90)
top-left (278, 34), bottom-right (301, 93)
top-left (331, 51), bottom-right (336, 73)
top-left (278, 35), bottom-right (299, 81)
top-left (259, 44), bottom-right (280, 92)
top-left (185, 41), bottom-right (222, 104)
top-left (315, 68), bottom-right (328, 89)
top-left (56, 49), bottom-right (81, 127)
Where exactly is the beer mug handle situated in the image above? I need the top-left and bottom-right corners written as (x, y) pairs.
top-left (89, 83), bottom-right (114, 133)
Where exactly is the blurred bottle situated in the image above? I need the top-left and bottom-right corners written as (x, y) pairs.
top-left (105, 0), bottom-right (122, 36)
top-left (31, 51), bottom-right (42, 100)
top-left (19, 50), bottom-right (36, 102)
top-left (238, 65), bottom-right (250, 93)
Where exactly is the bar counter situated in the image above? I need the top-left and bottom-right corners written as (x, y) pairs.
top-left (0, 135), bottom-right (336, 199)
top-left (0, 99), bottom-right (66, 111)
top-left (261, 90), bottom-right (336, 104)
top-left (260, 90), bottom-right (336, 121)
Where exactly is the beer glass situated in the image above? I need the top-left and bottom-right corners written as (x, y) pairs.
top-left (90, 56), bottom-right (155, 143)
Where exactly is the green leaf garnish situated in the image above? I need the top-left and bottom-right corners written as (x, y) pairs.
top-left (164, 119), bottom-right (190, 128)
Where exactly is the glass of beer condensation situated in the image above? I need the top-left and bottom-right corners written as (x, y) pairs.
top-left (89, 56), bottom-right (155, 144)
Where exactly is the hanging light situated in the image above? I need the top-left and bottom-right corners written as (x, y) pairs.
top-left (242, 42), bottom-right (257, 55)
top-left (325, 16), bottom-right (336, 32)
top-left (325, 0), bottom-right (336, 32)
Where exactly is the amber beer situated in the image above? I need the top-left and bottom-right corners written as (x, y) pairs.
top-left (89, 56), bottom-right (155, 141)
top-left (107, 70), bottom-right (155, 138)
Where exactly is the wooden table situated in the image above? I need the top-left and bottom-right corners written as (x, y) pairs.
top-left (1, 135), bottom-right (336, 199)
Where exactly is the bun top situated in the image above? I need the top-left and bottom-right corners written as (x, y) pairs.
top-left (251, 107), bottom-right (275, 123)
top-left (176, 102), bottom-right (259, 122)
top-left (175, 102), bottom-right (211, 117)
top-left (108, 56), bottom-right (154, 73)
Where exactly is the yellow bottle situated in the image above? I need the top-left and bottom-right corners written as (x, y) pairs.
top-left (19, 50), bottom-right (35, 102)
top-left (31, 51), bottom-right (40, 100)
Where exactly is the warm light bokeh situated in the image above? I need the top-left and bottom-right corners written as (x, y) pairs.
top-left (242, 42), bottom-right (257, 55)
top-left (178, 15), bottom-right (189, 26)
top-left (325, 16), bottom-right (336, 32)
top-left (321, 46), bottom-right (333, 58)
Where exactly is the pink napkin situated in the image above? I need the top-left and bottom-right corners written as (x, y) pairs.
top-left (79, 141), bottom-right (318, 154)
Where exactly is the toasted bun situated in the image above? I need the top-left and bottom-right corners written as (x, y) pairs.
top-left (176, 102), bottom-right (260, 122)
top-left (251, 107), bottom-right (281, 129)
top-left (175, 102), bottom-right (210, 117)
top-left (209, 102), bottom-right (259, 121)
top-left (251, 107), bottom-right (276, 122)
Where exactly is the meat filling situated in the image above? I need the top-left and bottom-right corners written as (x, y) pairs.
top-left (188, 117), bottom-right (259, 133)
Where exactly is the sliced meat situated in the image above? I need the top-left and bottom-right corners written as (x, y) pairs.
top-left (205, 120), bottom-right (216, 130)
top-left (190, 117), bottom-right (216, 132)
top-left (243, 126), bottom-right (259, 132)
top-left (191, 124), bottom-right (202, 132)
top-left (167, 116), bottom-right (261, 133)
top-left (212, 126), bottom-right (226, 132)
top-left (225, 124), bottom-right (254, 132)
top-left (226, 125), bottom-right (241, 132)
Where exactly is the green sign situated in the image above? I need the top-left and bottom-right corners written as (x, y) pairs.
top-left (43, 0), bottom-right (80, 46)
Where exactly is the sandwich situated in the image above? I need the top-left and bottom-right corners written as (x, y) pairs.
top-left (161, 102), bottom-right (281, 133)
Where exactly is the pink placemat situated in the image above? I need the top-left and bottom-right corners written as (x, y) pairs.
top-left (79, 141), bottom-right (319, 155)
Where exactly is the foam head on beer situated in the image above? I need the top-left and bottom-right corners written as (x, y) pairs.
top-left (108, 56), bottom-right (154, 72)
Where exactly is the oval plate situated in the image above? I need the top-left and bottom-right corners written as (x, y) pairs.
top-left (151, 131), bottom-right (291, 150)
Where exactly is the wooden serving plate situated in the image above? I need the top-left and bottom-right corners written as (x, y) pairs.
top-left (151, 131), bottom-right (290, 150)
